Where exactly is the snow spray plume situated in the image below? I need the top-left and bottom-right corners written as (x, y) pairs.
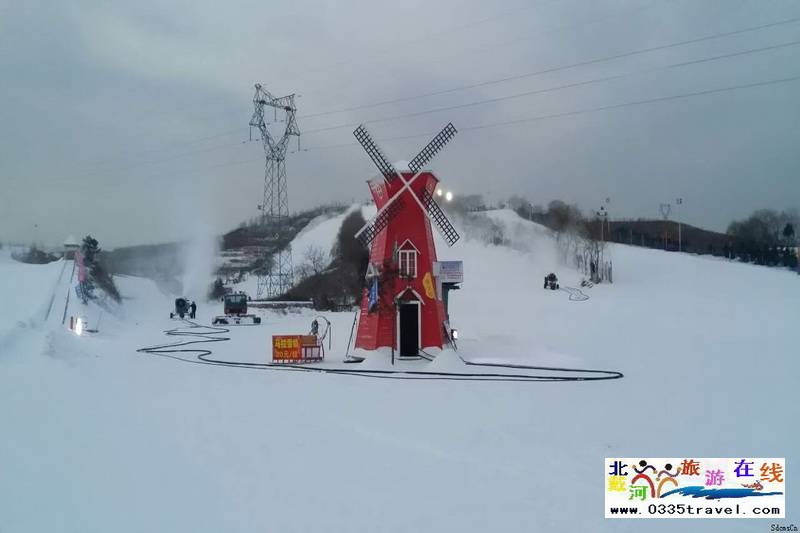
top-left (182, 230), bottom-right (219, 302)
top-left (175, 186), bottom-right (220, 302)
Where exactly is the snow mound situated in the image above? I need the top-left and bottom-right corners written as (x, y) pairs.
top-left (0, 257), bottom-right (67, 354)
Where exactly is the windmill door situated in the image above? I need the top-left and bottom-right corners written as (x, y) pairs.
top-left (398, 302), bottom-right (420, 357)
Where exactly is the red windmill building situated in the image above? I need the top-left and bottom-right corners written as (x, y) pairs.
top-left (352, 123), bottom-right (461, 359)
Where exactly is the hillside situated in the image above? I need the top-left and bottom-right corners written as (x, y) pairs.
top-left (104, 204), bottom-right (350, 291)
top-left (1, 209), bottom-right (797, 532)
top-left (606, 219), bottom-right (735, 254)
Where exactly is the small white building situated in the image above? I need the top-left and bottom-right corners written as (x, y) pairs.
top-left (63, 235), bottom-right (79, 260)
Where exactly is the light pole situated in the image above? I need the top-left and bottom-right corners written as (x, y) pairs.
top-left (675, 197), bottom-right (683, 252)
top-left (597, 205), bottom-right (608, 280)
top-left (604, 197), bottom-right (611, 241)
top-left (659, 203), bottom-right (672, 250)
top-left (597, 206), bottom-right (608, 244)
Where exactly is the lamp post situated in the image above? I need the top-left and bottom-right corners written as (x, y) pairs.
top-left (675, 197), bottom-right (683, 252)
top-left (659, 203), bottom-right (672, 250)
top-left (597, 206), bottom-right (608, 244)
top-left (597, 205), bottom-right (608, 280)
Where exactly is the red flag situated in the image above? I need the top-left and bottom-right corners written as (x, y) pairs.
top-left (75, 251), bottom-right (87, 283)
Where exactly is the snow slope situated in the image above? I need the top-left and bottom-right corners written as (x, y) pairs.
top-left (1, 210), bottom-right (798, 532)
top-left (228, 203), bottom-right (375, 297)
top-left (0, 251), bottom-right (69, 354)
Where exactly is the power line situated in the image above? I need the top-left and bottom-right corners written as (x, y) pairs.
top-left (51, 15), bottom-right (800, 178)
top-left (299, 39), bottom-right (800, 135)
top-left (295, 73), bottom-right (800, 152)
top-left (381, 0), bottom-right (670, 79)
top-left (52, 68), bottom-right (800, 185)
top-left (72, 128), bottom-right (246, 171)
top-left (459, 74), bottom-right (800, 133)
top-left (61, 71), bottom-right (798, 185)
top-left (91, 140), bottom-right (250, 175)
top-left (297, 0), bottom-right (672, 111)
top-left (300, 15), bottom-right (800, 120)
top-left (61, 39), bottom-right (800, 180)
top-left (102, 1), bottom-right (555, 129)
top-left (294, 1), bottom-right (556, 78)
top-left (100, 0), bottom-right (660, 132)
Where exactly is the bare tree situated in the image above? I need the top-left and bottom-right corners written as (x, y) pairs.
top-left (296, 245), bottom-right (328, 281)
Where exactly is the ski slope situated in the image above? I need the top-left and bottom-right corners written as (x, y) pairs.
top-left (0, 210), bottom-right (798, 532)
top-left (226, 204), bottom-right (373, 297)
top-left (0, 250), bottom-right (71, 355)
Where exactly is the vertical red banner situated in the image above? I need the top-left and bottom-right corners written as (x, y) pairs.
top-left (75, 250), bottom-right (87, 282)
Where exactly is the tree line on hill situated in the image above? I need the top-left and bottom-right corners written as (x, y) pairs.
top-left (725, 209), bottom-right (797, 267)
top-left (472, 194), bottom-right (799, 270)
top-left (11, 243), bottom-right (59, 264)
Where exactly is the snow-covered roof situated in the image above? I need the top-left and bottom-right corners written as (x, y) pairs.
top-left (64, 235), bottom-right (79, 246)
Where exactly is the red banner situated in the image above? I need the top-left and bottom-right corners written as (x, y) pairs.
top-left (75, 250), bottom-right (87, 282)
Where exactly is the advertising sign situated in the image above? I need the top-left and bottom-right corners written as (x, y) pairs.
top-left (436, 261), bottom-right (463, 283)
top-left (272, 335), bottom-right (302, 362)
top-left (272, 335), bottom-right (322, 363)
top-left (605, 457), bottom-right (785, 518)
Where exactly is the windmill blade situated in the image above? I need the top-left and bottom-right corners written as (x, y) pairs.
top-left (421, 189), bottom-right (460, 246)
top-left (408, 123), bottom-right (457, 174)
top-left (354, 125), bottom-right (398, 181)
top-left (356, 197), bottom-right (406, 246)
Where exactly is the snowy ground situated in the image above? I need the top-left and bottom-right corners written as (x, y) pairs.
top-left (1, 211), bottom-right (798, 532)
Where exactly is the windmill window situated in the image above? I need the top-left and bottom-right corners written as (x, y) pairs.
top-left (398, 249), bottom-right (418, 278)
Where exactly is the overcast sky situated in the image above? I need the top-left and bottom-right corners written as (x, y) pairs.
top-left (1, 0), bottom-right (798, 248)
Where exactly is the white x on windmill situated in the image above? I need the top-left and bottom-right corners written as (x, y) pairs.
top-left (352, 123), bottom-right (461, 357)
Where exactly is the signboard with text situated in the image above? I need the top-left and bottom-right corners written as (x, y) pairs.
top-left (272, 335), bottom-right (302, 362)
top-left (436, 261), bottom-right (463, 283)
top-left (605, 457), bottom-right (785, 518)
top-left (271, 335), bottom-right (322, 363)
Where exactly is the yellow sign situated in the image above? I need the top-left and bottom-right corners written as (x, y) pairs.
top-left (272, 335), bottom-right (322, 363)
top-left (422, 271), bottom-right (435, 299)
top-left (272, 335), bottom-right (302, 362)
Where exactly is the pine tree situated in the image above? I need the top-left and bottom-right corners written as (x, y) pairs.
top-left (79, 235), bottom-right (98, 299)
top-left (82, 235), bottom-right (100, 267)
top-left (783, 223), bottom-right (795, 244)
top-left (78, 234), bottom-right (121, 302)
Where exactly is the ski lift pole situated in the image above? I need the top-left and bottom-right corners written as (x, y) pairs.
top-left (345, 310), bottom-right (358, 359)
top-left (322, 316), bottom-right (332, 352)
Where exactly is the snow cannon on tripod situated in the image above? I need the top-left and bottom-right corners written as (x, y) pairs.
top-left (544, 273), bottom-right (559, 290)
top-left (212, 292), bottom-right (261, 325)
top-left (170, 297), bottom-right (191, 319)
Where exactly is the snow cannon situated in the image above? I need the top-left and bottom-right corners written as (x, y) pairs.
top-left (212, 293), bottom-right (261, 326)
top-left (544, 273), bottom-right (559, 290)
top-left (170, 297), bottom-right (190, 319)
